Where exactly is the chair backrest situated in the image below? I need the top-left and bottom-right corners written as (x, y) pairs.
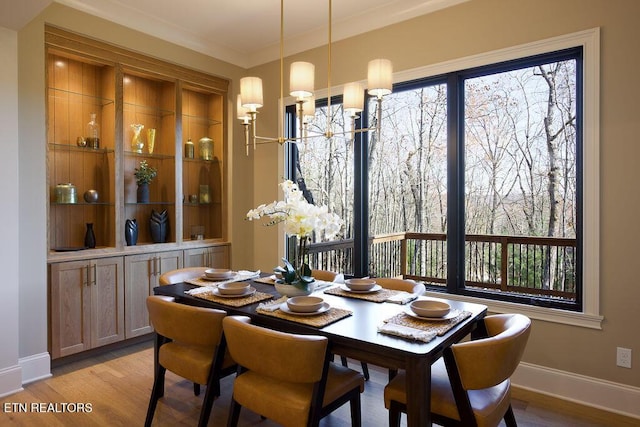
top-left (311, 269), bottom-right (339, 282)
top-left (449, 313), bottom-right (531, 391)
top-left (158, 267), bottom-right (209, 285)
top-left (223, 316), bottom-right (328, 384)
top-left (146, 295), bottom-right (227, 348)
top-left (374, 277), bottom-right (426, 294)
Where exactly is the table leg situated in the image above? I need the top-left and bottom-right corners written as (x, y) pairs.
top-left (405, 356), bottom-right (431, 427)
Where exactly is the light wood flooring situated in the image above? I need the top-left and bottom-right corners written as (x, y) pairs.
top-left (0, 340), bottom-right (637, 427)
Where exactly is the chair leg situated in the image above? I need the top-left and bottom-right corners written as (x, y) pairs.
top-left (360, 362), bottom-right (370, 381)
top-left (350, 391), bottom-right (362, 427)
top-left (198, 382), bottom-right (217, 427)
top-left (193, 382), bottom-right (200, 396)
top-left (227, 398), bottom-right (242, 427)
top-left (504, 404), bottom-right (518, 427)
top-left (144, 365), bottom-right (166, 427)
top-left (388, 401), bottom-right (403, 427)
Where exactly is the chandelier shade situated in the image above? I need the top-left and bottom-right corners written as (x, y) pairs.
top-left (367, 59), bottom-right (393, 98)
top-left (237, 0), bottom-right (393, 154)
top-left (240, 76), bottom-right (264, 110)
top-left (290, 61), bottom-right (315, 99)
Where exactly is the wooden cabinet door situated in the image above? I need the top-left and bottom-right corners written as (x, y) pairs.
top-left (124, 253), bottom-right (155, 338)
top-left (207, 245), bottom-right (229, 268)
top-left (90, 257), bottom-right (125, 348)
top-left (184, 245), bottom-right (229, 268)
top-left (156, 250), bottom-right (183, 286)
top-left (124, 250), bottom-right (182, 338)
top-left (50, 260), bottom-right (91, 359)
top-left (183, 247), bottom-right (207, 267)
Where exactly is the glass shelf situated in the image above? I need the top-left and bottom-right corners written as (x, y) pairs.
top-left (48, 143), bottom-right (115, 154)
top-left (48, 87), bottom-right (114, 108)
top-left (182, 113), bottom-right (222, 127)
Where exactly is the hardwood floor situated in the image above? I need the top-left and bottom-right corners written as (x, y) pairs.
top-left (0, 340), bottom-right (636, 426)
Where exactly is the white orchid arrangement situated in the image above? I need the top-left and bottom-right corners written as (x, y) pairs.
top-left (246, 180), bottom-right (343, 288)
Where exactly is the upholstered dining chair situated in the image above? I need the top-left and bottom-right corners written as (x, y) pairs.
top-left (144, 295), bottom-right (236, 427)
top-left (158, 266), bottom-right (209, 285)
top-left (341, 277), bottom-right (426, 380)
top-left (311, 269), bottom-right (344, 283)
top-left (222, 315), bottom-right (365, 427)
top-left (384, 313), bottom-right (531, 427)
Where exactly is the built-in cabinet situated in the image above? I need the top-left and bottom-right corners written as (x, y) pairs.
top-left (124, 250), bottom-right (183, 338)
top-left (49, 257), bottom-right (125, 359)
top-left (45, 26), bottom-right (231, 359)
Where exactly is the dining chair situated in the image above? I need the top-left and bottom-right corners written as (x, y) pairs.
top-left (144, 295), bottom-right (236, 427)
top-left (383, 313), bottom-right (531, 427)
top-left (158, 266), bottom-right (209, 285)
top-left (311, 269), bottom-right (344, 283)
top-left (222, 315), bottom-right (365, 427)
top-left (340, 277), bottom-right (426, 381)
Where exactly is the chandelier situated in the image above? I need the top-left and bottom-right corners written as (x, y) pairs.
top-left (237, 0), bottom-right (393, 155)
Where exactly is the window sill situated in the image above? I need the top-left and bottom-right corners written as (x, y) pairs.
top-left (423, 290), bottom-right (604, 330)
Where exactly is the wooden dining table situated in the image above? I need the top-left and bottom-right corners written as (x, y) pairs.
top-left (153, 276), bottom-right (487, 427)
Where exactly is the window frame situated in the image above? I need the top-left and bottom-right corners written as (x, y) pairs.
top-left (286, 28), bottom-right (602, 328)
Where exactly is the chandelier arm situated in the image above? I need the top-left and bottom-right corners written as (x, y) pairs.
top-left (326, 0), bottom-right (332, 138)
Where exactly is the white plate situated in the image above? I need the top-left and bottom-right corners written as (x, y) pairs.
top-left (211, 286), bottom-right (256, 298)
top-left (201, 274), bottom-right (236, 282)
top-left (279, 302), bottom-right (331, 316)
top-left (340, 284), bottom-right (382, 294)
top-left (404, 308), bottom-right (459, 321)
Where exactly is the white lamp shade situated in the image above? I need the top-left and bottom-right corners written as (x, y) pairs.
top-left (343, 82), bottom-right (364, 113)
top-left (236, 94), bottom-right (250, 120)
top-left (367, 58), bottom-right (393, 98)
top-left (302, 95), bottom-right (316, 118)
top-left (240, 77), bottom-right (263, 109)
top-left (290, 61), bottom-right (315, 99)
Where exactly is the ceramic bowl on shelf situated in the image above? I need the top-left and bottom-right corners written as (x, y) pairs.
top-left (410, 300), bottom-right (451, 318)
top-left (286, 296), bottom-right (324, 313)
top-left (344, 278), bottom-right (377, 291)
top-left (217, 282), bottom-right (250, 295)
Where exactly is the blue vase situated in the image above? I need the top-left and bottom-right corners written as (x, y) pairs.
top-left (125, 219), bottom-right (138, 246)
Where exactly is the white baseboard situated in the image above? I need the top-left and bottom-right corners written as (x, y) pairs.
top-left (513, 362), bottom-right (640, 420)
top-left (19, 352), bottom-right (51, 385)
top-left (0, 364), bottom-right (23, 398)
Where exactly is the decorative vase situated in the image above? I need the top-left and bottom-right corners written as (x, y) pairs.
top-left (83, 189), bottom-right (99, 203)
top-left (125, 219), bottom-right (138, 246)
top-left (137, 183), bottom-right (150, 203)
top-left (275, 281), bottom-right (314, 297)
top-left (147, 128), bottom-right (156, 154)
top-left (84, 223), bottom-right (96, 248)
top-left (150, 209), bottom-right (168, 243)
top-left (131, 123), bottom-right (144, 153)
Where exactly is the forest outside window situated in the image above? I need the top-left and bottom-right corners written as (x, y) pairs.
top-left (289, 29), bottom-right (600, 324)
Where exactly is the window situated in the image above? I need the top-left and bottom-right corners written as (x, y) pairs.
top-left (288, 29), bottom-right (601, 327)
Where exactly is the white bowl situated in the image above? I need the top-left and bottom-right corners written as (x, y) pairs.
top-left (217, 282), bottom-right (250, 295)
top-left (286, 296), bottom-right (324, 313)
top-left (205, 268), bottom-right (234, 279)
top-left (410, 300), bottom-right (451, 318)
top-left (345, 278), bottom-right (377, 291)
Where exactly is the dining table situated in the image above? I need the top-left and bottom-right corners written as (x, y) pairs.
top-left (153, 274), bottom-right (487, 427)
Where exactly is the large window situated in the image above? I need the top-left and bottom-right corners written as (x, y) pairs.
top-left (289, 30), bottom-right (599, 320)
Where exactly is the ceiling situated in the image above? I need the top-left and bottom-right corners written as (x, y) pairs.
top-left (0, 0), bottom-right (468, 68)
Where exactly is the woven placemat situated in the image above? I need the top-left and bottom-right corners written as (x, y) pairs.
top-left (256, 307), bottom-right (353, 328)
top-left (324, 286), bottom-right (400, 303)
top-left (384, 310), bottom-right (472, 336)
top-left (192, 290), bottom-right (273, 307)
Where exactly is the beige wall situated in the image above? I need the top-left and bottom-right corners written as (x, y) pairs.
top-left (245, 0), bottom-right (640, 389)
top-left (12, 0), bottom-right (639, 400)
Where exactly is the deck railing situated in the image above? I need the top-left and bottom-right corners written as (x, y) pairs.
top-left (308, 232), bottom-right (577, 300)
